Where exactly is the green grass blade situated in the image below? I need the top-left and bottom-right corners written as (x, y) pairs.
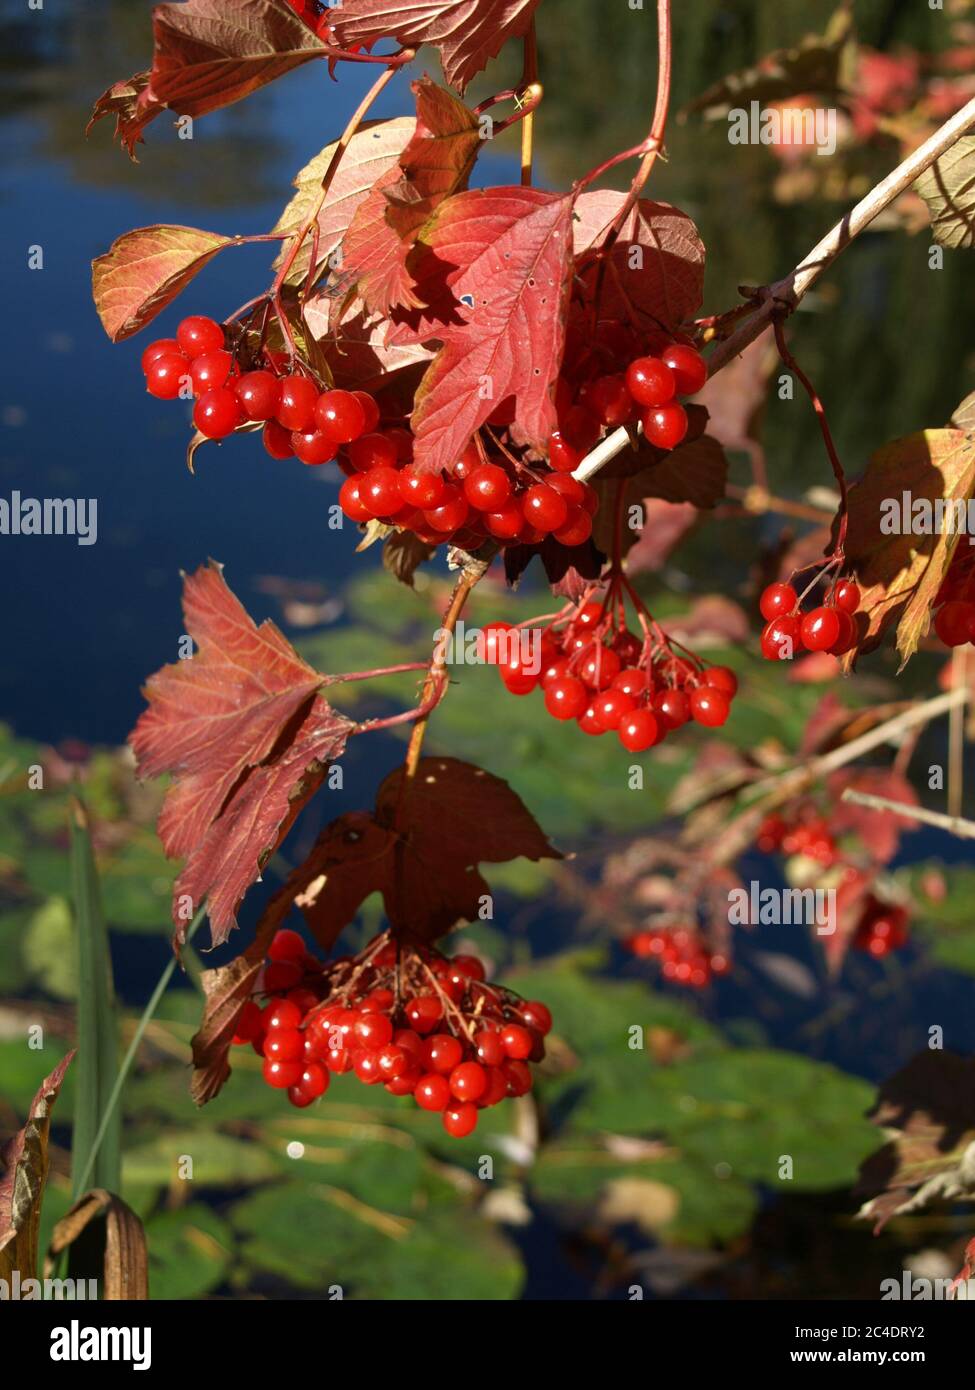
top-left (69, 795), bottom-right (121, 1199)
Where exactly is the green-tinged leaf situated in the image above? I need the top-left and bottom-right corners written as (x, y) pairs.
top-left (70, 799), bottom-right (120, 1199)
top-left (123, 1130), bottom-right (278, 1189)
top-left (0, 910), bottom-right (32, 993)
top-left (92, 225), bottom-right (234, 342)
top-left (23, 897), bottom-right (77, 1000)
top-left (914, 136), bottom-right (975, 251)
top-left (145, 1204), bottom-right (233, 1300)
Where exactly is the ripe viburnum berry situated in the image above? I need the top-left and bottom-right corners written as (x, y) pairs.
top-left (146, 354), bottom-right (189, 400)
top-left (660, 343), bottom-right (707, 396)
top-left (237, 371), bottom-right (281, 421)
top-left (177, 315), bottom-right (224, 358)
top-left (544, 674), bottom-right (589, 720)
top-left (464, 463), bottom-right (511, 511)
top-left (275, 375), bottom-right (319, 432)
top-left (642, 402), bottom-right (688, 451)
top-left (799, 606), bottom-right (841, 652)
top-left (626, 357), bottom-right (676, 408)
top-left (193, 388), bottom-right (241, 439)
top-left (314, 389), bottom-right (368, 443)
top-left (759, 582), bottom-right (797, 621)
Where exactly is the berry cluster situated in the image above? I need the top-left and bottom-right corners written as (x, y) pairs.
top-left (141, 314), bottom-right (383, 459)
top-left (231, 929), bottom-right (551, 1136)
top-left (757, 811), bottom-right (838, 866)
top-left (624, 926), bottom-right (730, 988)
top-left (852, 894), bottom-right (909, 958)
top-left (759, 575), bottom-right (861, 661)
top-left (481, 592), bottom-right (738, 751)
top-left (932, 546), bottom-right (975, 648)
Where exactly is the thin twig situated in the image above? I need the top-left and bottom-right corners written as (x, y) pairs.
top-left (840, 787), bottom-right (975, 841)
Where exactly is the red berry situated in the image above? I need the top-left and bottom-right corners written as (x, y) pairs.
top-left (237, 370), bottom-right (281, 421)
top-left (523, 484), bottom-right (569, 534)
top-left (414, 1073), bottom-right (451, 1111)
top-left (561, 405), bottom-right (601, 453)
top-left (612, 667), bottom-right (648, 697)
top-left (485, 501), bottom-right (525, 541)
top-left (830, 608), bottom-right (859, 655)
top-left (464, 463), bottom-right (511, 511)
top-left (354, 1051), bottom-right (382, 1084)
top-left (348, 432), bottom-right (398, 472)
top-left (689, 686), bottom-right (731, 727)
top-left (292, 429), bottom-right (338, 466)
top-left (591, 689), bottom-right (636, 732)
top-left (193, 387), bottom-right (241, 439)
top-left (146, 353), bottom-right (190, 400)
top-left (626, 357), bottom-right (676, 408)
top-left (579, 645), bottom-right (621, 690)
top-left (377, 1045), bottom-right (410, 1079)
top-left (553, 506), bottom-right (593, 547)
top-left (263, 419), bottom-right (294, 460)
top-left (294, 1063), bottom-right (327, 1099)
top-left (424, 1034), bottom-right (464, 1074)
top-left (934, 600), bottom-right (975, 648)
top-left (642, 402), bottom-right (688, 450)
top-left (500, 1024), bottom-right (533, 1060)
top-left (177, 315), bottom-right (224, 359)
top-left (353, 1013), bottom-right (393, 1051)
top-left (499, 647), bottom-right (539, 695)
top-left (141, 338), bottom-right (181, 373)
top-left (405, 995), bottom-right (443, 1034)
top-left (276, 375), bottom-right (319, 432)
top-left (232, 999), bottom-right (263, 1045)
top-left (502, 1059), bottom-right (532, 1097)
top-left (585, 375), bottom-right (633, 427)
top-left (660, 343), bottom-right (707, 396)
top-left (399, 464), bottom-right (446, 510)
top-left (477, 620), bottom-right (514, 665)
top-left (544, 674), bottom-right (589, 720)
top-left (268, 929), bottom-right (306, 964)
top-left (190, 350), bottom-right (234, 395)
top-left (760, 583), bottom-right (798, 621)
top-left (800, 606), bottom-right (841, 652)
top-left (339, 475), bottom-right (372, 522)
top-left (761, 614), bottom-right (803, 661)
top-left (548, 430), bottom-right (582, 473)
top-left (352, 390), bottom-right (381, 434)
top-left (521, 1000), bottom-right (552, 1035)
top-left (831, 579), bottom-right (861, 614)
top-left (475, 1029), bottom-right (505, 1066)
top-left (361, 465), bottom-right (404, 518)
top-left (575, 601), bottom-right (603, 630)
top-left (262, 1058), bottom-right (301, 1089)
top-left (443, 1102), bottom-right (478, 1138)
top-left (449, 1061), bottom-right (487, 1102)
top-left (314, 389), bottom-right (367, 443)
top-left (618, 709), bottom-right (660, 752)
top-left (703, 666), bottom-right (738, 697)
top-left (264, 999), bottom-right (303, 1032)
top-left (424, 488), bottom-right (469, 534)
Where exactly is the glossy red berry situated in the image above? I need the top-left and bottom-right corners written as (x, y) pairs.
top-left (618, 709), bottom-right (660, 752)
top-left (292, 429), bottom-right (337, 466)
top-left (190, 350), bottom-right (233, 395)
top-left (500, 1024), bottom-right (533, 1060)
top-left (443, 1102), bottom-right (478, 1138)
top-left (579, 645), bottom-right (621, 690)
top-left (523, 485), bottom-right (569, 534)
top-left (586, 375), bottom-right (633, 427)
top-left (521, 1001), bottom-right (552, 1035)
top-left (449, 1061), bottom-right (487, 1102)
top-left (553, 506), bottom-right (593, 547)
top-left (236, 370), bottom-right (281, 421)
top-left (313, 389), bottom-right (367, 443)
top-left (548, 430), bottom-right (582, 474)
top-left (474, 1029), bottom-right (505, 1066)
top-left (660, 343), bottom-right (707, 396)
top-left (759, 583), bottom-right (798, 621)
top-left (268, 929), bottom-right (306, 964)
top-left (414, 1073), bottom-right (451, 1111)
top-left (399, 464), bottom-right (446, 510)
top-left (276, 375), bottom-right (318, 432)
top-left (642, 402), bottom-right (689, 450)
top-left (761, 614), bottom-right (802, 661)
top-left (141, 338), bottom-right (181, 373)
top-left (424, 488), bottom-right (469, 534)
top-left (544, 674), bottom-right (589, 720)
top-left (612, 667), bottom-right (649, 697)
top-left (146, 353), bottom-right (190, 400)
top-left (477, 620), bottom-right (513, 665)
top-left (689, 686), bottom-right (731, 727)
top-left (831, 579), bottom-right (861, 614)
top-left (177, 315), bottom-right (224, 359)
top-left (361, 466), bottom-right (404, 518)
top-left (464, 463), bottom-right (511, 511)
top-left (405, 996), bottom-right (444, 1034)
top-left (262, 419), bottom-right (294, 460)
top-left (424, 1034), bottom-right (463, 1074)
top-left (193, 387), bottom-right (241, 439)
top-left (502, 1059), bottom-right (532, 1097)
top-left (626, 357), bottom-right (676, 408)
top-left (264, 999), bottom-right (303, 1032)
top-left (653, 689), bottom-right (690, 728)
top-left (499, 647), bottom-right (539, 695)
top-left (703, 666), bottom-right (738, 697)
top-left (348, 432), bottom-right (398, 472)
top-left (591, 689), bottom-right (636, 732)
top-left (800, 606), bottom-right (841, 652)
top-left (485, 501), bottom-right (525, 541)
top-left (934, 600), bottom-right (975, 648)
top-left (262, 1058), bottom-right (301, 1089)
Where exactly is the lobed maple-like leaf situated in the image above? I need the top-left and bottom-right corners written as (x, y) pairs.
top-left (390, 186), bottom-right (577, 473)
top-left (293, 757), bottom-right (561, 947)
top-left (0, 1052), bottom-right (75, 1285)
top-left (272, 117), bottom-right (416, 285)
top-left (330, 0), bottom-right (542, 93)
top-left (343, 76), bottom-right (482, 314)
top-left (130, 562), bottom-right (353, 945)
top-left (571, 191), bottom-right (705, 334)
top-left (92, 225), bottom-right (233, 342)
top-left (841, 429), bottom-right (975, 668)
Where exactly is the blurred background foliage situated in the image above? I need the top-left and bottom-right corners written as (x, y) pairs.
top-left (1, 0), bottom-right (975, 1299)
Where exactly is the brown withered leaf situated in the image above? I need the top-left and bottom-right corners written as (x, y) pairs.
top-left (87, 72), bottom-right (164, 160)
top-left (0, 1051), bottom-right (75, 1284)
top-left (46, 1189), bottom-right (148, 1300)
top-left (130, 562), bottom-right (353, 945)
top-left (383, 530), bottom-right (437, 587)
top-left (841, 429), bottom-right (975, 667)
top-left (856, 1051), bottom-right (975, 1232)
top-left (295, 757), bottom-right (561, 947)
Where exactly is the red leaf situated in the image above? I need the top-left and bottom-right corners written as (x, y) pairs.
top-left (343, 76), bottom-right (482, 314)
top-left (391, 187), bottom-right (576, 473)
top-left (330, 0), bottom-right (542, 92)
top-left (295, 756), bottom-right (561, 946)
top-left (92, 224), bottom-right (234, 342)
top-left (130, 562), bottom-right (353, 945)
top-left (827, 767), bottom-right (919, 864)
top-left (87, 72), bottom-right (164, 160)
top-left (572, 191), bottom-right (705, 332)
top-left (0, 1051), bottom-right (75, 1283)
top-left (149, 0), bottom-right (325, 119)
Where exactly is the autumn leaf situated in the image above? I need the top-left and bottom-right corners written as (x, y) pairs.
top-left (150, 0), bottom-right (325, 118)
top-left (343, 77), bottom-right (482, 314)
top-left (330, 0), bottom-right (542, 93)
top-left (391, 187), bottom-right (576, 473)
top-left (304, 291), bottom-right (435, 391)
top-left (827, 767), bottom-right (918, 864)
top-left (294, 757), bottom-right (561, 947)
top-left (952, 388), bottom-right (975, 432)
top-left (87, 72), bottom-right (164, 161)
top-left (914, 135), bottom-right (975, 250)
top-left (856, 1051), bottom-right (975, 1232)
top-left (272, 118), bottom-right (416, 286)
top-left (572, 191), bottom-right (705, 334)
top-left (383, 530), bottom-right (437, 587)
top-left (92, 225), bottom-right (234, 342)
top-left (841, 429), bottom-right (975, 667)
top-left (0, 1051), bottom-right (75, 1285)
top-left (130, 562), bottom-right (353, 945)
